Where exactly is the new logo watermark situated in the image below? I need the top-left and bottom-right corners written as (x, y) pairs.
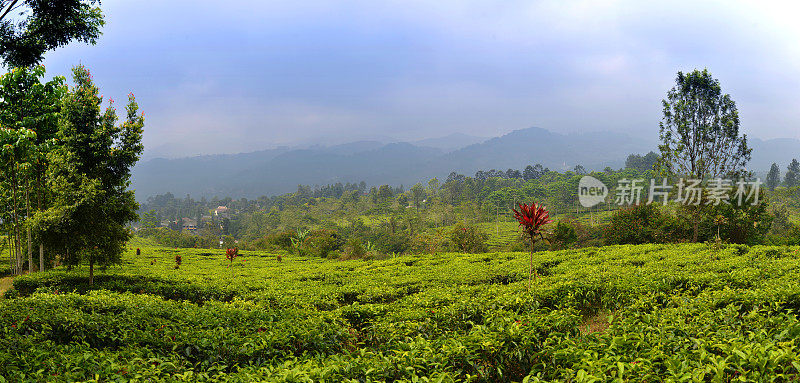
top-left (578, 176), bottom-right (608, 207)
top-left (578, 176), bottom-right (763, 207)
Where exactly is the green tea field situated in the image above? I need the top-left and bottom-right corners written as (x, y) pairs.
top-left (3, 242), bottom-right (800, 381)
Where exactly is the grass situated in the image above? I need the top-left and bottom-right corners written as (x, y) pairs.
top-left (0, 276), bottom-right (12, 298)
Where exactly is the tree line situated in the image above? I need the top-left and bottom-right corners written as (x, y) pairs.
top-left (765, 159), bottom-right (800, 190)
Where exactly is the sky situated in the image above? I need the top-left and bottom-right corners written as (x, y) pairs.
top-left (39, 0), bottom-right (800, 158)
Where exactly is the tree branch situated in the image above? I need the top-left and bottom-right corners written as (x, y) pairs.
top-left (0, 0), bottom-right (20, 23)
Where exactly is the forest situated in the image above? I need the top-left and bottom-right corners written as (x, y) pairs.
top-left (133, 153), bottom-right (800, 258)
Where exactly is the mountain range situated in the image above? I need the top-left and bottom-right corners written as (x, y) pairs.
top-left (131, 128), bottom-right (800, 200)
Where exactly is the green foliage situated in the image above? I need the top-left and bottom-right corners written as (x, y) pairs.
top-left (140, 209), bottom-right (160, 229)
top-left (290, 229), bottom-right (309, 255)
top-left (625, 151), bottom-right (659, 173)
top-left (767, 163), bottom-right (781, 190)
top-left (137, 228), bottom-right (217, 249)
top-left (708, 199), bottom-right (772, 245)
top-left (381, 231), bottom-right (411, 254)
top-left (0, 0), bottom-right (105, 68)
top-left (0, 65), bottom-right (65, 274)
top-left (658, 69), bottom-right (751, 180)
top-left (606, 204), bottom-right (687, 245)
top-left (449, 221), bottom-right (488, 253)
top-left (3, 243), bottom-right (800, 381)
top-left (411, 228), bottom-right (449, 255)
top-left (135, 165), bottom-right (800, 256)
top-left (267, 230), bottom-right (296, 251)
top-left (33, 65), bottom-right (144, 283)
top-left (550, 221), bottom-right (578, 250)
top-left (300, 229), bottom-right (342, 258)
top-left (342, 237), bottom-right (367, 260)
top-left (786, 159), bottom-right (800, 188)
top-left (220, 235), bottom-right (236, 250)
top-left (766, 205), bottom-right (800, 245)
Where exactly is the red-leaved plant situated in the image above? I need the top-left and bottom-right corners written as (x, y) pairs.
top-left (226, 247), bottom-right (239, 266)
top-left (513, 202), bottom-right (553, 289)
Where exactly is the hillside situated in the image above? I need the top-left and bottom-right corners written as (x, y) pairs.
top-left (131, 127), bottom-right (800, 200)
top-left (131, 128), bottom-right (657, 199)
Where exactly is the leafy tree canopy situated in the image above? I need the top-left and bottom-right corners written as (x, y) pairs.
top-left (658, 69), bottom-right (751, 180)
top-left (0, 0), bottom-right (104, 68)
top-left (34, 65), bottom-right (143, 284)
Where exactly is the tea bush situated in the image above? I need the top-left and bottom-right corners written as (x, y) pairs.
top-left (2, 242), bottom-right (800, 381)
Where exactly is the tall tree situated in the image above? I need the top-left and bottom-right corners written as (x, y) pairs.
top-left (786, 159), bottom-right (800, 188)
top-left (0, 126), bottom-right (34, 273)
top-left (410, 183), bottom-right (425, 210)
top-left (34, 65), bottom-right (144, 285)
top-left (0, 0), bottom-right (104, 67)
top-left (658, 69), bottom-right (751, 242)
top-left (766, 163), bottom-right (781, 190)
top-left (0, 66), bottom-right (63, 274)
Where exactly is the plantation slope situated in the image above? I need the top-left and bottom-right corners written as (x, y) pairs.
top-left (1, 244), bottom-right (800, 381)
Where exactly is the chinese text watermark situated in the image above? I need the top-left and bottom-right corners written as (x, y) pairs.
top-left (578, 176), bottom-right (762, 208)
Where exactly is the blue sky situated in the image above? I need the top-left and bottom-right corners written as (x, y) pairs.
top-left (40, 0), bottom-right (800, 158)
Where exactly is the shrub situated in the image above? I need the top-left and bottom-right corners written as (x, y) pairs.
top-left (605, 204), bottom-right (687, 244)
top-left (221, 235), bottom-right (236, 249)
top-left (268, 230), bottom-right (296, 250)
top-left (715, 200), bottom-right (773, 245)
top-left (450, 222), bottom-right (488, 253)
top-left (301, 229), bottom-right (343, 258)
top-left (411, 229), bottom-right (449, 255)
top-left (343, 238), bottom-right (367, 259)
top-left (675, 200), bottom-right (774, 245)
top-left (766, 205), bottom-right (800, 245)
top-left (380, 232), bottom-right (412, 255)
top-left (550, 221), bottom-right (578, 250)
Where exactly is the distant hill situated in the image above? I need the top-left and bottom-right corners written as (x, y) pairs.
top-left (430, 128), bottom-right (653, 174)
top-left (413, 133), bottom-right (489, 152)
top-left (748, 138), bottom-right (800, 171)
top-left (131, 127), bottom-right (798, 200)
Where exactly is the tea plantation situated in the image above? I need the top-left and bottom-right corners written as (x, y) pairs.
top-left (3, 242), bottom-right (800, 381)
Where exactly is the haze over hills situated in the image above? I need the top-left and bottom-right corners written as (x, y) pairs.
top-left (413, 133), bottom-right (490, 152)
top-left (131, 128), bottom-right (800, 201)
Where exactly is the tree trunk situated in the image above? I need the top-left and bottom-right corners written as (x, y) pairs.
top-left (26, 188), bottom-right (31, 273)
top-left (6, 232), bottom-right (12, 275)
top-left (528, 236), bottom-right (534, 290)
top-left (37, 171), bottom-right (43, 272)
top-left (89, 257), bottom-right (94, 286)
top-left (11, 161), bottom-right (21, 275)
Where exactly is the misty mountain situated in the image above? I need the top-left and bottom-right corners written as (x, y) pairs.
top-left (131, 127), bottom-right (798, 200)
top-left (748, 138), bottom-right (800, 172)
top-left (427, 128), bottom-right (654, 175)
top-left (219, 143), bottom-right (444, 198)
top-left (131, 147), bottom-right (291, 198)
top-left (413, 133), bottom-right (489, 152)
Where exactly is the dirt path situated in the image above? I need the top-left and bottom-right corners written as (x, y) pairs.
top-left (0, 276), bottom-right (13, 299)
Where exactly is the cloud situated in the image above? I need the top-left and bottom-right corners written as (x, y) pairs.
top-left (38, 0), bottom-right (800, 157)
